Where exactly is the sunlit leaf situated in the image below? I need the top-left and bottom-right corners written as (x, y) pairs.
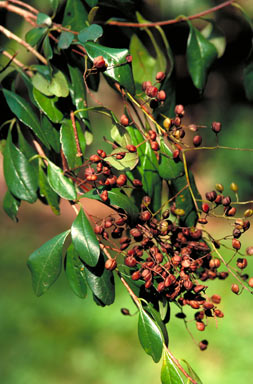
top-left (161, 349), bottom-right (184, 384)
top-left (58, 31), bottom-right (74, 50)
top-left (43, 35), bottom-right (53, 60)
top-left (201, 20), bottom-right (226, 58)
top-left (25, 27), bottom-right (47, 47)
top-left (65, 243), bottom-right (87, 298)
top-left (105, 146), bottom-right (138, 171)
top-left (33, 87), bottom-right (64, 123)
top-left (47, 160), bottom-right (77, 200)
top-left (62, 0), bottom-right (88, 32)
top-left (78, 24), bottom-right (103, 43)
top-left (37, 12), bottom-right (52, 27)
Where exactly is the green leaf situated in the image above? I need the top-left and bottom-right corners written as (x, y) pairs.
top-left (181, 360), bottom-right (203, 384)
top-left (84, 42), bottom-right (135, 93)
top-left (27, 230), bottom-right (70, 296)
top-left (25, 27), bottom-right (47, 46)
top-left (62, 0), bottom-right (88, 32)
top-left (58, 31), bottom-right (74, 50)
top-left (39, 165), bottom-right (60, 215)
top-left (49, 0), bottom-right (59, 16)
top-left (78, 24), bottom-right (103, 43)
top-left (84, 251), bottom-right (115, 306)
top-left (32, 70), bottom-right (69, 97)
top-left (47, 160), bottom-right (77, 200)
top-left (88, 6), bottom-right (99, 24)
top-left (37, 12), bottom-right (52, 27)
top-left (130, 34), bottom-right (165, 92)
top-left (186, 21), bottom-right (217, 90)
top-left (3, 190), bottom-right (21, 222)
top-left (40, 116), bottom-right (60, 153)
top-left (2, 88), bottom-right (51, 149)
top-left (71, 207), bottom-right (100, 267)
top-left (110, 124), bottom-right (131, 147)
top-left (85, 0), bottom-right (98, 7)
top-left (33, 87), bottom-right (64, 123)
top-left (18, 128), bottom-right (37, 161)
top-left (3, 131), bottom-right (38, 203)
top-left (161, 349), bottom-right (184, 384)
top-left (159, 138), bottom-right (184, 180)
top-left (31, 64), bottom-right (52, 80)
top-left (83, 188), bottom-right (139, 221)
top-left (60, 118), bottom-right (85, 169)
top-left (65, 243), bottom-right (87, 298)
top-left (43, 35), bottom-right (53, 60)
top-left (201, 20), bottom-right (226, 59)
top-left (138, 306), bottom-right (163, 363)
top-left (68, 64), bottom-right (89, 123)
top-left (105, 146), bottom-right (138, 171)
top-left (243, 56), bottom-right (253, 101)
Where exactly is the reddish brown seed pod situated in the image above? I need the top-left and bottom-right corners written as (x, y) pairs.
top-left (173, 149), bottom-right (180, 160)
top-left (184, 280), bottom-right (193, 290)
top-left (115, 152), bottom-right (126, 160)
top-left (105, 258), bottom-right (117, 270)
top-left (126, 144), bottom-right (137, 153)
top-left (203, 302), bottom-right (214, 310)
top-left (156, 71), bottom-right (166, 81)
top-left (93, 55), bottom-right (107, 69)
top-left (175, 104), bottom-right (185, 116)
top-left (193, 135), bottom-right (202, 147)
top-left (148, 130), bottom-right (157, 141)
top-left (94, 224), bottom-right (103, 234)
top-left (116, 174), bottom-right (127, 187)
top-left (209, 258), bottom-right (221, 269)
top-left (214, 309), bottom-right (224, 318)
top-left (142, 81), bottom-right (152, 91)
top-left (211, 121), bottom-right (222, 134)
top-left (232, 238), bottom-right (241, 250)
top-left (131, 271), bottom-right (141, 280)
top-left (130, 228), bottom-right (142, 238)
top-left (157, 90), bottom-right (166, 101)
top-left (199, 340), bottom-right (208, 351)
top-left (225, 206), bottom-right (237, 216)
top-left (194, 285), bottom-right (206, 293)
top-left (236, 258), bottom-right (247, 269)
top-left (214, 194), bottom-right (223, 205)
top-left (86, 174), bottom-right (97, 181)
top-left (121, 308), bottom-right (130, 315)
top-left (211, 294), bottom-right (221, 304)
top-left (146, 86), bottom-right (158, 98)
top-left (139, 211), bottom-right (151, 221)
top-left (248, 277), bottom-right (253, 287)
top-left (145, 278), bottom-right (153, 289)
top-left (190, 301), bottom-right (200, 309)
top-left (150, 141), bottom-right (159, 151)
top-left (198, 218), bottom-right (208, 225)
top-left (104, 219), bottom-right (113, 228)
top-left (196, 322), bottom-right (205, 331)
top-left (205, 190), bottom-right (217, 202)
top-left (202, 203), bottom-right (210, 213)
top-left (120, 114), bottom-right (129, 127)
top-left (173, 116), bottom-right (181, 127)
top-left (126, 55), bottom-right (132, 63)
top-left (100, 190), bottom-right (108, 202)
top-left (222, 196), bottom-right (231, 206)
top-left (132, 179), bottom-right (143, 187)
top-left (89, 154), bottom-right (101, 163)
top-left (124, 256), bottom-right (137, 267)
top-left (246, 246), bottom-right (253, 256)
top-left (157, 282), bottom-right (165, 292)
top-left (97, 149), bottom-right (107, 158)
top-left (231, 283), bottom-right (239, 294)
top-left (155, 253), bottom-right (164, 264)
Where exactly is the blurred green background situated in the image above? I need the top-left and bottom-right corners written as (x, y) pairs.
top-left (0, 1), bottom-right (253, 383)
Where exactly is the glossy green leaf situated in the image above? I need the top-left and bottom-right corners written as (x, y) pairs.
top-left (84, 251), bottom-right (115, 306)
top-left (78, 24), bottom-right (103, 43)
top-left (68, 64), bottom-right (89, 123)
top-left (144, 302), bottom-right (169, 347)
top-left (201, 20), bottom-right (226, 59)
top-left (161, 349), bottom-right (184, 384)
top-left (71, 207), bottom-right (100, 267)
top-left (181, 360), bottom-right (203, 384)
top-left (25, 27), bottom-right (47, 46)
top-left (88, 6), bottom-right (99, 24)
top-left (27, 230), bottom-right (70, 296)
top-left (47, 160), bottom-right (77, 200)
top-left (2, 88), bottom-right (51, 149)
top-left (18, 128), bottom-right (37, 161)
top-left (58, 31), bottom-right (74, 50)
top-left (31, 64), bottom-right (52, 80)
top-left (186, 21), bottom-right (217, 90)
top-left (32, 70), bottom-right (69, 97)
top-left (159, 138), bottom-right (184, 180)
top-left (43, 35), bottom-right (53, 60)
top-left (85, 0), bottom-right (98, 7)
top-left (41, 116), bottom-right (60, 153)
top-left (84, 42), bottom-right (135, 93)
top-left (66, 243), bottom-right (87, 298)
top-left (130, 34), bottom-right (165, 92)
top-left (138, 306), bottom-right (163, 363)
top-left (3, 131), bottom-right (38, 203)
top-left (3, 190), bottom-right (21, 222)
top-left (33, 87), bottom-right (64, 123)
top-left (37, 12), bottom-right (52, 27)
top-left (62, 0), bottom-right (88, 32)
top-left (105, 146), bottom-right (138, 171)
top-left (17, 69), bottom-right (37, 106)
top-left (110, 124), bottom-right (131, 147)
top-left (60, 118), bottom-right (85, 169)
top-left (83, 188), bottom-right (139, 221)
top-left (39, 165), bottom-right (60, 215)
top-left (243, 57), bottom-right (253, 101)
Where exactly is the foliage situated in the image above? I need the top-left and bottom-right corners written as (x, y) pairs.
top-left (0, 1), bottom-right (253, 383)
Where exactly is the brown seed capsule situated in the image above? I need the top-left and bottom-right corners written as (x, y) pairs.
top-left (211, 121), bottom-right (222, 134)
top-left (184, 280), bottom-right (193, 290)
top-left (94, 224), bottom-right (103, 234)
top-left (211, 294), bottom-right (221, 304)
top-left (199, 340), bottom-right (208, 351)
top-left (86, 174), bottom-right (97, 181)
top-left (150, 141), bottom-right (159, 151)
top-left (209, 258), bottom-right (221, 269)
top-left (193, 135), bottom-right (202, 147)
top-left (202, 203), bottom-right (210, 213)
top-left (205, 190), bottom-right (217, 202)
top-left (222, 196), bottom-right (231, 206)
top-left (126, 55), bottom-right (132, 63)
top-left (132, 271), bottom-right (141, 280)
top-left (156, 71), bottom-right (166, 81)
top-left (100, 190), bottom-right (108, 202)
top-left (173, 149), bottom-right (180, 160)
top-left (231, 283), bottom-right (239, 294)
top-left (132, 178), bottom-right (143, 187)
top-left (232, 238), bottom-right (241, 250)
top-left (145, 278), bottom-right (153, 289)
top-left (126, 144), bottom-right (137, 153)
top-left (237, 257), bottom-right (247, 269)
top-left (115, 152), bottom-right (126, 160)
top-left (198, 218), bottom-right (208, 225)
top-left (93, 55), bottom-right (107, 69)
top-left (173, 116), bottom-right (181, 127)
top-left (121, 308), bottom-right (130, 315)
top-left (139, 211), bottom-right (151, 221)
top-left (214, 194), bottom-right (223, 205)
top-left (196, 322), bottom-right (205, 331)
top-left (243, 220), bottom-right (250, 231)
top-left (203, 302), bottom-right (214, 310)
top-left (155, 253), bottom-right (164, 264)
top-left (157, 90), bottom-right (166, 101)
top-left (89, 154), bottom-right (101, 163)
top-left (157, 282), bottom-right (165, 292)
top-left (225, 206), bottom-right (237, 216)
top-left (148, 130), bottom-right (157, 141)
top-left (142, 81), bottom-right (152, 91)
top-left (116, 174), bottom-right (127, 187)
top-left (105, 258), bottom-right (117, 270)
top-left (120, 114), bottom-right (129, 126)
top-left (124, 256), bottom-right (137, 267)
top-left (246, 246), bottom-right (253, 256)
top-left (175, 104), bottom-right (185, 116)
top-left (130, 228), bottom-right (142, 238)
top-left (248, 277), bottom-right (253, 287)
top-left (146, 86), bottom-right (158, 98)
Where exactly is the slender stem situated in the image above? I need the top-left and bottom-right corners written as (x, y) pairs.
top-left (0, 1), bottom-right (37, 21)
top-left (70, 111), bottom-right (82, 157)
top-left (0, 25), bottom-right (47, 65)
top-left (32, 139), bottom-right (48, 166)
top-left (182, 150), bottom-right (200, 216)
top-left (8, 0), bottom-right (39, 14)
top-left (106, 1), bottom-right (234, 27)
top-left (2, 50), bottom-right (33, 76)
top-left (184, 145), bottom-right (253, 153)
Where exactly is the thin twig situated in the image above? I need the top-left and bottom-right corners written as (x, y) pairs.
top-left (8, 0), bottom-right (39, 14)
top-left (70, 111), bottom-right (83, 157)
top-left (105, 1), bottom-right (234, 27)
top-left (1, 50), bottom-right (33, 76)
top-left (0, 25), bottom-right (47, 65)
top-left (0, 1), bottom-right (37, 22)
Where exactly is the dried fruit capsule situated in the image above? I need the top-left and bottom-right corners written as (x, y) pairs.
top-left (157, 282), bottom-right (165, 292)
top-left (93, 55), bottom-right (107, 69)
top-left (209, 258), bottom-right (221, 269)
top-left (211, 121), bottom-right (222, 134)
top-left (124, 256), bottom-right (137, 267)
top-left (193, 135), bottom-right (202, 147)
top-left (105, 258), bottom-right (117, 270)
top-left (150, 141), bottom-right (159, 151)
top-left (225, 206), bottom-right (236, 216)
top-left (248, 277), bottom-right (253, 287)
top-left (100, 190), bottom-right (108, 202)
top-left (130, 228), bottom-right (142, 238)
top-left (157, 90), bottom-right (166, 101)
top-left (140, 211), bottom-right (151, 221)
top-left (121, 308), bottom-right (130, 315)
top-left (244, 209), bottom-right (253, 217)
top-left (120, 114), bottom-right (129, 126)
top-left (116, 174), bottom-right (127, 187)
top-left (246, 246), bottom-right (253, 256)
top-left (237, 258), bottom-right (247, 269)
top-left (142, 81), bottom-right (152, 91)
top-left (222, 196), bottom-right (231, 206)
top-left (146, 86), bottom-right (158, 98)
top-left (175, 104), bottom-right (185, 116)
top-left (202, 203), bottom-right (210, 213)
top-left (214, 309), bottom-right (224, 318)
top-left (131, 271), bottom-right (141, 280)
top-left (199, 340), bottom-right (208, 351)
top-left (205, 190), bottom-right (217, 202)
top-left (196, 322), bottom-right (205, 331)
top-left (148, 130), bottom-right (157, 141)
top-left (231, 283), bottom-right (239, 294)
top-left (94, 224), bottom-right (103, 234)
top-left (89, 154), bottom-right (101, 163)
top-left (156, 71), bottom-right (166, 81)
top-left (132, 179), bottom-right (142, 187)
top-left (232, 238), bottom-right (241, 250)
top-left (211, 294), bottom-right (221, 304)
top-left (126, 144), bottom-right (137, 153)
top-left (142, 196), bottom-right (151, 207)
